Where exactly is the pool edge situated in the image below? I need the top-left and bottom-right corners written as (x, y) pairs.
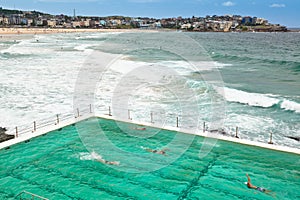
top-left (95, 114), bottom-right (300, 155)
top-left (1, 113), bottom-right (299, 156)
top-left (0, 114), bottom-right (94, 150)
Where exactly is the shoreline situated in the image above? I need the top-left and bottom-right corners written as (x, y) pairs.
top-left (0, 27), bottom-right (296, 36)
top-left (0, 28), bottom-right (161, 35)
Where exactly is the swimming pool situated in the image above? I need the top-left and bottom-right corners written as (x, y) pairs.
top-left (0, 117), bottom-right (299, 199)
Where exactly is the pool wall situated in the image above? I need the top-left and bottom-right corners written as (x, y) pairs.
top-left (94, 114), bottom-right (300, 155)
top-left (0, 113), bottom-right (93, 150)
top-left (0, 113), bottom-right (299, 155)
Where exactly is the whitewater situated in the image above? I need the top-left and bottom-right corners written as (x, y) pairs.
top-left (0, 31), bottom-right (299, 149)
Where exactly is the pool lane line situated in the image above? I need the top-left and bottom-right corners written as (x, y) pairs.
top-left (177, 153), bottom-right (220, 200)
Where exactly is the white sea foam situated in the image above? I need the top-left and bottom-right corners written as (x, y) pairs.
top-left (192, 61), bottom-right (232, 71)
top-left (223, 113), bottom-right (299, 148)
top-left (74, 32), bottom-right (120, 41)
top-left (281, 100), bottom-right (300, 113)
top-left (0, 41), bottom-right (25, 54)
top-left (82, 32), bottom-right (121, 39)
top-left (1, 38), bottom-right (53, 55)
top-left (212, 62), bottom-right (233, 67)
top-left (111, 59), bottom-right (231, 77)
top-left (109, 59), bottom-right (191, 76)
top-left (91, 151), bottom-right (103, 160)
top-left (74, 44), bottom-right (94, 53)
top-left (217, 87), bottom-right (280, 107)
top-left (79, 152), bottom-right (94, 161)
top-left (0, 35), bottom-right (85, 130)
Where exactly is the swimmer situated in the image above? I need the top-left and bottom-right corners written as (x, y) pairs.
top-left (103, 160), bottom-right (120, 165)
top-left (91, 151), bottom-right (120, 166)
top-left (246, 174), bottom-right (271, 193)
top-left (141, 146), bottom-right (168, 155)
top-left (133, 126), bottom-right (146, 130)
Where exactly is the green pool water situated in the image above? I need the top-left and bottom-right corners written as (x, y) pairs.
top-left (0, 117), bottom-right (299, 200)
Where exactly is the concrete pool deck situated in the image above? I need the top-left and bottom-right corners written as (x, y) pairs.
top-left (0, 113), bottom-right (299, 155)
top-left (95, 114), bottom-right (300, 155)
top-left (0, 113), bottom-right (93, 150)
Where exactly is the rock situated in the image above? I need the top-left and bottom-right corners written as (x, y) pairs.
top-left (0, 127), bottom-right (7, 133)
top-left (0, 127), bottom-right (15, 143)
top-left (286, 136), bottom-right (300, 142)
top-left (209, 129), bottom-right (227, 135)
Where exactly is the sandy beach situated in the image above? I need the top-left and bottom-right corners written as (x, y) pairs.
top-left (0, 27), bottom-right (158, 43)
top-left (0, 27), bottom-right (158, 35)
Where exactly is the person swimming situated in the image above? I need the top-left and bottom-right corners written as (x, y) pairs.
top-left (133, 127), bottom-right (146, 130)
top-left (246, 174), bottom-right (270, 193)
top-left (91, 151), bottom-right (120, 166)
top-left (141, 146), bottom-right (168, 155)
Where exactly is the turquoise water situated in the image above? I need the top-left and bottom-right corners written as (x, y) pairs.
top-left (0, 117), bottom-right (299, 199)
top-left (90, 32), bottom-right (300, 148)
top-left (1, 32), bottom-right (299, 149)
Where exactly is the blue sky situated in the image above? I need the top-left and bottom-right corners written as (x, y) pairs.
top-left (1, 0), bottom-right (299, 27)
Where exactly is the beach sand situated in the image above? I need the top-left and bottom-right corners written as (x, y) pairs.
top-left (0, 28), bottom-right (159, 35)
top-left (0, 28), bottom-right (158, 45)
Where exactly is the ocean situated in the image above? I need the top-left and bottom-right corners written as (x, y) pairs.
top-left (0, 31), bottom-right (299, 149)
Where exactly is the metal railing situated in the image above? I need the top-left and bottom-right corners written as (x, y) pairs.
top-left (96, 105), bottom-right (275, 145)
top-left (2, 103), bottom-right (275, 146)
top-left (6, 105), bottom-right (93, 139)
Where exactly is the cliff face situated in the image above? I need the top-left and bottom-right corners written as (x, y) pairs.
top-left (0, 127), bottom-right (14, 143)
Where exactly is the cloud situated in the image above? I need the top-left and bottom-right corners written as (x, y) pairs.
top-left (222, 1), bottom-right (235, 7)
top-left (270, 3), bottom-right (286, 8)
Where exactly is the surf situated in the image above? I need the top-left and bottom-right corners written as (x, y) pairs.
top-left (281, 99), bottom-right (300, 113)
top-left (216, 87), bottom-right (280, 108)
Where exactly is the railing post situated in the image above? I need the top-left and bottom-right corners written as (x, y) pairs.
top-left (15, 126), bottom-right (18, 138)
top-left (128, 110), bottom-right (132, 120)
top-left (235, 127), bottom-right (239, 138)
top-left (109, 106), bottom-right (112, 116)
top-left (203, 122), bottom-right (206, 133)
top-left (56, 114), bottom-right (59, 125)
top-left (150, 112), bottom-right (154, 123)
top-left (77, 108), bottom-right (80, 118)
top-left (176, 116), bottom-right (179, 128)
top-left (33, 121), bottom-right (36, 132)
top-left (268, 132), bottom-right (274, 144)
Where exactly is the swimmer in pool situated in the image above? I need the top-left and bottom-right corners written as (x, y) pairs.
top-left (246, 174), bottom-right (271, 193)
top-left (141, 146), bottom-right (168, 155)
top-left (133, 127), bottom-right (146, 130)
top-left (91, 151), bottom-right (120, 166)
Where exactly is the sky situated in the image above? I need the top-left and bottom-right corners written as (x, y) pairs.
top-left (0, 0), bottom-right (299, 27)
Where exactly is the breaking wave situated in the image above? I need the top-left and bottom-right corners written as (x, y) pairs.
top-left (217, 87), bottom-right (300, 113)
top-left (217, 87), bottom-right (280, 108)
top-left (281, 100), bottom-right (300, 113)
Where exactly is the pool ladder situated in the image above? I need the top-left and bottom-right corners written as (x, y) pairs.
top-left (15, 191), bottom-right (48, 200)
